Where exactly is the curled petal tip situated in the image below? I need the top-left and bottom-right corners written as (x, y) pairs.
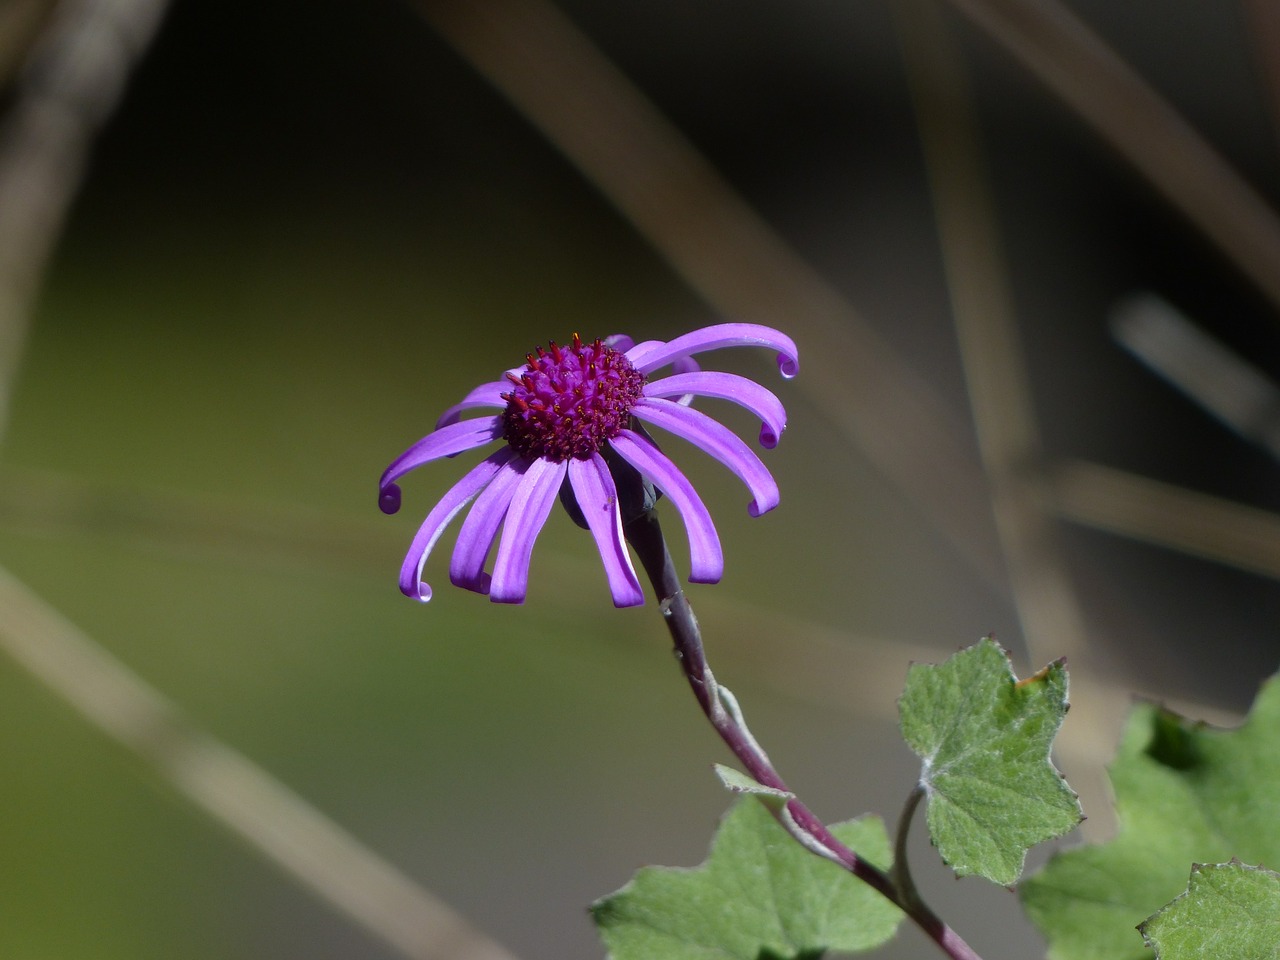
top-left (380, 484), bottom-right (403, 515)
top-left (758, 425), bottom-right (779, 449)
top-left (777, 354), bottom-right (798, 379)
top-left (401, 580), bottom-right (433, 602)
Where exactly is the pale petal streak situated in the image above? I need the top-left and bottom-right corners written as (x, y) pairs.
top-left (568, 454), bottom-right (644, 606)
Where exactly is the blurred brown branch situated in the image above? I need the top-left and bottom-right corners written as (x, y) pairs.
top-left (941, 0), bottom-right (1280, 319)
top-left (1112, 294), bottom-right (1280, 462)
top-left (0, 0), bottom-right (168, 445)
top-left (0, 0), bottom-right (55, 91)
top-left (1043, 458), bottom-right (1280, 582)
top-left (0, 563), bottom-right (522, 960)
top-left (0, 464), bottom-right (1256, 750)
top-left (896, 0), bottom-right (1090, 664)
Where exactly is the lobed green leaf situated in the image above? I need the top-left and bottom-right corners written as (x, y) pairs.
top-left (898, 637), bottom-right (1081, 885)
top-left (1021, 675), bottom-right (1280, 960)
top-left (591, 797), bottom-right (903, 959)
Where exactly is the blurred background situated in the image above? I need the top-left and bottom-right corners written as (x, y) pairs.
top-left (1, 0), bottom-right (1278, 958)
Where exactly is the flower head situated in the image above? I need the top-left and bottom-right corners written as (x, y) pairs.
top-left (379, 323), bottom-right (797, 606)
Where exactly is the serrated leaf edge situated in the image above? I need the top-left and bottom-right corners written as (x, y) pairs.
top-left (1138, 858), bottom-right (1280, 948)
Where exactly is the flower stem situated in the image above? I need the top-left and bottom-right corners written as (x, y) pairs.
top-left (622, 510), bottom-right (984, 960)
top-left (892, 784), bottom-right (930, 916)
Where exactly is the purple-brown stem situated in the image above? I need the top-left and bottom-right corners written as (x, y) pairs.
top-left (622, 510), bottom-right (984, 960)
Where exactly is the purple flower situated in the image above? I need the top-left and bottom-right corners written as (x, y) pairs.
top-left (379, 323), bottom-right (797, 606)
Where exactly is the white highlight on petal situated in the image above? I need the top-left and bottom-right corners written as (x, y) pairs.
top-left (609, 430), bottom-right (724, 583)
top-left (568, 454), bottom-right (644, 607)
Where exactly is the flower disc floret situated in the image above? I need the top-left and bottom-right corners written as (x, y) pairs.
top-left (501, 334), bottom-right (645, 462)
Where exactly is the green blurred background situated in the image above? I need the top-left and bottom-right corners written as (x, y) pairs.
top-left (2, 1), bottom-right (1278, 958)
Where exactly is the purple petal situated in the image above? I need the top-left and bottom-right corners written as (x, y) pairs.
top-left (396, 449), bottom-right (512, 601)
top-left (435, 381), bottom-right (509, 429)
top-left (379, 416), bottom-right (503, 514)
top-left (609, 430), bottom-right (724, 583)
top-left (449, 453), bottom-right (526, 594)
top-left (490, 457), bottom-right (569, 603)
top-left (567, 454), bottom-right (644, 606)
top-left (604, 334), bottom-right (636, 352)
top-left (668, 355), bottom-right (701, 405)
top-left (644, 370), bottom-right (786, 448)
top-left (625, 323), bottom-right (799, 380)
top-left (632, 397), bottom-right (780, 517)
top-left (623, 338), bottom-right (664, 357)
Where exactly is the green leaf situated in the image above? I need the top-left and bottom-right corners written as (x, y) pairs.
top-left (898, 637), bottom-right (1081, 885)
top-left (1021, 676), bottom-right (1280, 960)
top-left (713, 763), bottom-right (794, 809)
top-left (591, 798), bottom-right (904, 959)
top-left (1139, 861), bottom-right (1280, 959)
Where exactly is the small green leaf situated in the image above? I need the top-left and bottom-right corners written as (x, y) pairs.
top-left (1139, 861), bottom-right (1280, 959)
top-left (1021, 676), bottom-right (1280, 960)
top-left (713, 765), bottom-right (844, 864)
top-left (714, 763), bottom-right (794, 809)
top-left (898, 637), bottom-right (1081, 885)
top-left (592, 798), bottom-right (904, 959)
